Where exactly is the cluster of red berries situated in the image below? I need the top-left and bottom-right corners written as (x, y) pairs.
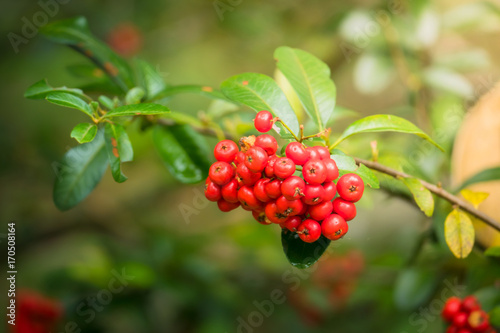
top-left (204, 110), bottom-right (365, 243)
top-left (442, 296), bottom-right (496, 333)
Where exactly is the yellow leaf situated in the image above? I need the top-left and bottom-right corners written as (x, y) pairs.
top-left (401, 177), bottom-right (434, 217)
top-left (444, 209), bottom-right (475, 258)
top-left (460, 189), bottom-right (489, 209)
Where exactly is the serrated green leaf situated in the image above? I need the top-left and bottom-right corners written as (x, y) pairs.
top-left (456, 166), bottom-right (500, 192)
top-left (70, 123), bottom-right (97, 143)
top-left (53, 129), bottom-right (108, 210)
top-left (274, 46), bottom-right (336, 131)
top-left (281, 229), bottom-right (330, 269)
top-left (221, 73), bottom-right (300, 138)
top-left (153, 125), bottom-right (212, 184)
top-left (135, 59), bottom-right (167, 101)
top-left (484, 246), bottom-right (500, 257)
top-left (400, 177), bottom-right (434, 217)
top-left (330, 154), bottom-right (380, 189)
top-left (104, 123), bottom-right (133, 183)
top-left (25, 79), bottom-right (87, 100)
top-left (45, 92), bottom-right (94, 117)
top-left (125, 87), bottom-right (145, 105)
top-left (444, 209), bottom-right (475, 258)
top-left (332, 114), bottom-right (443, 151)
top-left (104, 103), bottom-right (170, 118)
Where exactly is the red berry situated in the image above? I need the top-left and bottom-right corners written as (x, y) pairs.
top-left (323, 181), bottom-right (337, 201)
top-left (234, 151), bottom-right (246, 164)
top-left (214, 140), bottom-right (238, 162)
top-left (456, 329), bottom-right (472, 333)
top-left (462, 296), bottom-right (480, 313)
top-left (236, 163), bottom-right (261, 186)
top-left (468, 310), bottom-right (490, 332)
top-left (453, 312), bottom-right (468, 328)
top-left (303, 159), bottom-right (327, 184)
top-left (205, 177), bottom-right (221, 202)
top-left (446, 327), bottom-right (459, 333)
top-left (255, 134), bottom-right (278, 155)
top-left (276, 196), bottom-right (304, 216)
top-left (281, 176), bottom-right (305, 200)
top-left (254, 178), bottom-right (272, 203)
top-left (285, 142), bottom-right (309, 165)
top-left (254, 110), bottom-right (274, 132)
top-left (306, 147), bottom-right (320, 161)
top-left (252, 210), bottom-right (271, 225)
top-left (337, 173), bottom-right (364, 202)
top-left (324, 159), bottom-right (339, 182)
top-left (244, 146), bottom-right (268, 173)
top-left (314, 146), bottom-right (330, 160)
top-left (209, 161), bottom-right (234, 186)
top-left (322, 214), bottom-right (348, 240)
top-left (302, 184), bottom-right (325, 205)
top-left (217, 199), bottom-right (240, 212)
top-left (221, 178), bottom-right (239, 203)
top-left (274, 157), bottom-right (296, 179)
top-left (283, 216), bottom-right (302, 232)
top-left (297, 219), bottom-right (321, 243)
top-left (265, 201), bottom-right (289, 224)
top-left (264, 155), bottom-right (278, 178)
top-left (308, 200), bottom-right (333, 221)
top-left (442, 297), bottom-right (462, 322)
top-left (333, 197), bottom-right (357, 221)
top-left (265, 179), bottom-right (282, 199)
top-left (238, 186), bottom-right (261, 211)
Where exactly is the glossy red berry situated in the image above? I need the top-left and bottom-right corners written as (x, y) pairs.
top-left (306, 147), bottom-right (320, 161)
top-left (446, 327), bottom-right (459, 333)
top-left (308, 200), bottom-right (333, 221)
top-left (217, 199), bottom-right (240, 212)
top-left (214, 140), bottom-right (238, 162)
top-left (337, 173), bottom-right (364, 202)
top-left (462, 296), bottom-right (480, 313)
top-left (244, 146), bottom-right (268, 173)
top-left (322, 214), bottom-right (348, 240)
top-left (442, 297), bottom-right (462, 322)
top-left (254, 178), bottom-right (272, 203)
top-left (283, 216), bottom-right (302, 232)
top-left (254, 110), bottom-right (274, 132)
top-left (265, 201), bottom-right (289, 224)
top-left (236, 163), bottom-right (261, 186)
top-left (324, 159), bottom-right (339, 182)
top-left (264, 155), bottom-right (278, 178)
top-left (276, 196), bottom-right (304, 216)
top-left (323, 181), bottom-right (337, 201)
top-left (297, 219), bottom-right (321, 243)
top-left (205, 177), bottom-right (221, 202)
top-left (274, 157), bottom-right (296, 179)
top-left (285, 142), bottom-right (309, 165)
top-left (302, 184), bottom-right (325, 205)
top-left (238, 186), bottom-right (261, 211)
top-left (234, 151), bottom-right (246, 164)
top-left (333, 198), bottom-right (357, 221)
top-left (221, 178), bottom-right (239, 203)
top-left (452, 312), bottom-right (468, 328)
top-left (303, 159), bottom-right (327, 184)
top-left (468, 310), bottom-right (490, 332)
top-left (281, 176), bottom-right (305, 200)
top-left (314, 146), bottom-right (330, 160)
top-left (265, 179), bottom-right (282, 199)
top-left (209, 161), bottom-right (234, 186)
top-left (252, 210), bottom-right (271, 225)
top-left (255, 134), bottom-right (278, 155)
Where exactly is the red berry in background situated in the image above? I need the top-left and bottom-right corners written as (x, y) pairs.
top-left (323, 181), bottom-right (337, 201)
top-left (238, 186), bottom-right (261, 211)
top-left (244, 146), bottom-right (268, 172)
top-left (324, 159), bottom-right (339, 182)
top-left (221, 178), bottom-right (239, 203)
top-left (209, 161), bottom-right (234, 186)
top-left (254, 178), bottom-right (272, 203)
top-left (314, 146), bottom-right (331, 160)
top-left (214, 140), bottom-right (238, 162)
top-left (254, 110), bottom-right (274, 132)
top-left (468, 310), bottom-right (490, 332)
top-left (302, 184), bottom-right (325, 205)
top-left (333, 197), bottom-right (357, 221)
top-left (205, 177), bottom-right (221, 202)
top-left (446, 327), bottom-right (459, 333)
top-left (235, 151), bottom-right (246, 164)
top-left (462, 295), bottom-right (480, 313)
top-left (286, 142), bottom-right (310, 165)
top-left (453, 312), bottom-right (468, 328)
top-left (322, 214), bottom-right (348, 240)
top-left (303, 159), bottom-right (327, 184)
top-left (442, 297), bottom-right (462, 322)
top-left (281, 176), bottom-right (306, 200)
top-left (297, 219), bottom-right (322, 243)
top-left (236, 163), bottom-right (261, 186)
top-left (308, 200), bottom-right (333, 221)
top-left (265, 179), bottom-right (282, 199)
top-left (265, 155), bottom-right (278, 178)
top-left (107, 22), bottom-right (143, 57)
top-left (274, 157), bottom-right (296, 179)
top-left (16, 290), bottom-right (63, 333)
top-left (337, 173), bottom-right (364, 202)
top-left (283, 216), bottom-right (302, 232)
top-left (217, 199), bottom-right (240, 212)
top-left (252, 210), bottom-right (271, 225)
top-left (255, 134), bottom-right (278, 155)
top-left (306, 146), bottom-right (320, 161)
top-left (276, 196), bottom-right (304, 216)
top-left (265, 201), bottom-right (289, 224)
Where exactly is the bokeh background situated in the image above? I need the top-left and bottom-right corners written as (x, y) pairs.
top-left (1, 0), bottom-right (500, 332)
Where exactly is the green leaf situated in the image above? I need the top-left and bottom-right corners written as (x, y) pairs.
top-left (53, 129), bottom-right (108, 210)
top-left (98, 95), bottom-right (115, 110)
top-left (155, 85), bottom-right (228, 101)
top-left (104, 103), bottom-right (170, 118)
top-left (490, 306), bottom-right (500, 328)
top-left (104, 123), bottom-right (133, 183)
top-left (394, 267), bottom-right (438, 311)
top-left (484, 246), bottom-right (500, 257)
top-left (25, 79), bottom-right (87, 100)
top-left (332, 114), bottom-right (444, 151)
top-left (70, 123), bottom-right (97, 143)
top-left (330, 154), bottom-right (380, 189)
top-left (281, 229), bottom-right (330, 269)
top-left (221, 73), bottom-right (300, 137)
top-left (274, 46), bottom-right (336, 131)
top-left (40, 17), bottom-right (134, 91)
top-left (125, 87), bottom-right (145, 105)
top-left (444, 209), bottom-right (475, 259)
top-left (45, 92), bottom-right (94, 118)
top-left (456, 167), bottom-right (500, 191)
top-left (400, 177), bottom-right (434, 217)
top-left (153, 125), bottom-right (212, 184)
top-left (135, 59), bottom-right (167, 101)
top-left (66, 63), bottom-right (106, 79)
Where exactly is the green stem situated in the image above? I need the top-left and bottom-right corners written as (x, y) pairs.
top-left (276, 118), bottom-right (301, 142)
